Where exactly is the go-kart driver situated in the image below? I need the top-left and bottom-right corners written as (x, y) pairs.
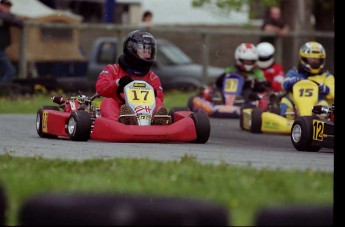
top-left (279, 41), bottom-right (335, 117)
top-left (215, 42), bottom-right (267, 101)
top-left (256, 42), bottom-right (285, 92)
top-left (95, 30), bottom-right (167, 125)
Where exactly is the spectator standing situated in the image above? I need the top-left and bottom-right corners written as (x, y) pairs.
top-left (0, 0), bottom-right (23, 84)
top-left (261, 6), bottom-right (289, 45)
top-left (256, 42), bottom-right (285, 92)
top-left (139, 10), bottom-right (153, 30)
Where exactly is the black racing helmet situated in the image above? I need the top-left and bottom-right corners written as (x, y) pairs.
top-left (119, 30), bottom-right (157, 75)
top-left (124, 30), bottom-right (156, 63)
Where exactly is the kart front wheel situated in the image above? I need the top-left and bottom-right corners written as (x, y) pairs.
top-left (251, 108), bottom-right (263, 133)
top-left (291, 116), bottom-right (321, 152)
top-left (191, 111), bottom-right (210, 144)
top-left (67, 111), bottom-right (92, 141)
top-left (36, 106), bottom-right (60, 139)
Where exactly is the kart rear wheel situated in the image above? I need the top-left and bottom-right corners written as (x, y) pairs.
top-left (191, 111), bottom-right (210, 144)
top-left (36, 106), bottom-right (60, 139)
top-left (67, 111), bottom-right (92, 141)
top-left (251, 108), bottom-right (263, 133)
top-left (291, 116), bottom-right (321, 152)
top-left (169, 107), bottom-right (191, 123)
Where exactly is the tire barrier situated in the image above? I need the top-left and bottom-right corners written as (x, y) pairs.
top-left (0, 185), bottom-right (6, 226)
top-left (19, 193), bottom-right (229, 226)
top-left (255, 205), bottom-right (333, 226)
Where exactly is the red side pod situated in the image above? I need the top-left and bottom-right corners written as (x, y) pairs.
top-left (43, 110), bottom-right (70, 137)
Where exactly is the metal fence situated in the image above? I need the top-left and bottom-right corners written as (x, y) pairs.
top-left (18, 22), bottom-right (334, 83)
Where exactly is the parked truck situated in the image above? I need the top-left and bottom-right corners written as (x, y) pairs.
top-left (9, 37), bottom-right (223, 94)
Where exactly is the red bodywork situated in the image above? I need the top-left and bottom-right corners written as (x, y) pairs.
top-left (42, 110), bottom-right (198, 143)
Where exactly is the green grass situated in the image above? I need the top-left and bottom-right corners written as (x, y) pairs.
top-left (0, 92), bottom-right (333, 225)
top-left (0, 154), bottom-right (333, 226)
top-left (0, 90), bottom-right (196, 114)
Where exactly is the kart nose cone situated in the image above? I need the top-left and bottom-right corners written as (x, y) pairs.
top-left (291, 124), bottom-right (302, 142)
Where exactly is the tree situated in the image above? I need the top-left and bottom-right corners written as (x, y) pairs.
top-left (192, 0), bottom-right (334, 32)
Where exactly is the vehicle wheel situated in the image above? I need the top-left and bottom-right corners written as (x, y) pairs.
top-left (291, 116), bottom-right (321, 152)
top-left (36, 106), bottom-right (60, 139)
top-left (169, 107), bottom-right (191, 123)
top-left (19, 193), bottom-right (228, 226)
top-left (187, 96), bottom-right (195, 111)
top-left (0, 185), bottom-right (6, 226)
top-left (67, 111), bottom-right (92, 141)
top-left (251, 108), bottom-right (263, 133)
top-left (191, 111), bottom-right (210, 144)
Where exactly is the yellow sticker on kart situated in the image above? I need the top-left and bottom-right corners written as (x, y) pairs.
top-left (224, 78), bottom-right (239, 93)
top-left (125, 87), bottom-right (155, 105)
top-left (312, 119), bottom-right (324, 141)
top-left (42, 111), bottom-right (49, 133)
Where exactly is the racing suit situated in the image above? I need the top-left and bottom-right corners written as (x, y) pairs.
top-left (96, 64), bottom-right (164, 121)
top-left (261, 62), bottom-right (285, 92)
top-left (280, 67), bottom-right (335, 117)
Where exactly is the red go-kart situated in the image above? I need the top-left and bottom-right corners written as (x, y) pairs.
top-left (36, 80), bottom-right (211, 143)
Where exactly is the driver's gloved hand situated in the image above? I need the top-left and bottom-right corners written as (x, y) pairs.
top-left (118, 76), bottom-right (133, 92)
top-left (289, 77), bottom-right (301, 86)
top-left (254, 80), bottom-right (268, 92)
top-left (318, 84), bottom-right (330, 96)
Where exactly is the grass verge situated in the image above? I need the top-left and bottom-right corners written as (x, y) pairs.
top-left (0, 90), bottom-right (197, 114)
top-left (0, 154), bottom-right (333, 226)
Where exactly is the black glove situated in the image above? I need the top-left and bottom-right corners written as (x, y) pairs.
top-left (118, 76), bottom-right (133, 92)
top-left (254, 80), bottom-right (268, 92)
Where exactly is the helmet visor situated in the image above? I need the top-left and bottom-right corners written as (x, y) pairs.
top-left (258, 55), bottom-right (273, 62)
top-left (137, 43), bottom-right (154, 60)
top-left (240, 59), bottom-right (256, 66)
top-left (305, 57), bottom-right (324, 69)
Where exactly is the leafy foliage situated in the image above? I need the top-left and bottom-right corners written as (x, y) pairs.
top-left (192, 0), bottom-right (282, 13)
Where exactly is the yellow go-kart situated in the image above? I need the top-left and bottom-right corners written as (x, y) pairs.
top-left (240, 79), bottom-right (320, 134)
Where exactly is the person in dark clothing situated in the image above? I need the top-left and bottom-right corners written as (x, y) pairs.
top-left (0, 0), bottom-right (23, 84)
top-left (260, 6), bottom-right (289, 45)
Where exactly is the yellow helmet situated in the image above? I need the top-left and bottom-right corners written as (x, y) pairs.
top-left (299, 41), bottom-right (326, 75)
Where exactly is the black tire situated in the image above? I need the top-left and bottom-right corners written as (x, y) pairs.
top-left (18, 193), bottom-right (229, 226)
top-left (191, 111), bottom-right (210, 144)
top-left (67, 111), bottom-right (92, 141)
top-left (291, 116), bottom-right (321, 152)
top-left (255, 205), bottom-right (333, 226)
top-left (0, 185), bottom-right (6, 226)
top-left (251, 108), bottom-right (263, 133)
top-left (36, 106), bottom-right (60, 139)
top-left (187, 95), bottom-right (196, 111)
top-left (169, 107), bottom-right (191, 123)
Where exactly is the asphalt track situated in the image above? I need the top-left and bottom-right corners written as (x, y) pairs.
top-left (0, 114), bottom-right (334, 172)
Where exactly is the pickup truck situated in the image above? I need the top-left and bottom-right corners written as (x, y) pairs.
top-left (10, 37), bottom-right (224, 94)
top-left (86, 37), bottom-right (224, 90)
